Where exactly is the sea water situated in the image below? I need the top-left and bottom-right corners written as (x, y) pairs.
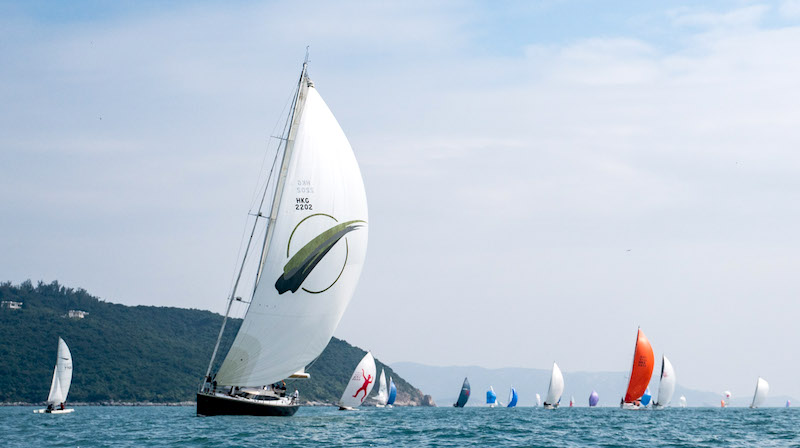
top-left (2, 406), bottom-right (798, 447)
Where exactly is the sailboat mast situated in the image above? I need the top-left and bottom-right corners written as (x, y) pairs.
top-left (202, 59), bottom-right (310, 387)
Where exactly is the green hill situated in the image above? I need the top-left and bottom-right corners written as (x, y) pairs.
top-left (0, 280), bottom-right (433, 406)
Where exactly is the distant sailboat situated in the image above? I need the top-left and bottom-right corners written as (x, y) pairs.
top-left (486, 386), bottom-right (498, 407)
top-left (543, 362), bottom-right (564, 409)
top-left (338, 352), bottom-right (376, 410)
top-left (536, 393), bottom-right (542, 407)
top-left (653, 355), bottom-right (675, 408)
top-left (621, 328), bottom-right (654, 410)
top-left (750, 377), bottom-right (769, 409)
top-left (679, 395), bottom-right (687, 408)
top-left (589, 390), bottom-right (599, 407)
top-left (569, 396), bottom-right (575, 407)
top-left (787, 400), bottom-right (791, 408)
top-left (453, 377), bottom-right (470, 408)
top-left (640, 388), bottom-right (652, 407)
top-left (722, 390), bottom-right (731, 407)
top-left (374, 369), bottom-right (388, 407)
top-left (507, 387), bottom-right (518, 408)
top-left (387, 377), bottom-right (397, 407)
top-left (34, 338), bottom-right (74, 414)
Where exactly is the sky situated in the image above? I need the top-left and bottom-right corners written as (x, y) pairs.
top-left (3, 0), bottom-right (800, 401)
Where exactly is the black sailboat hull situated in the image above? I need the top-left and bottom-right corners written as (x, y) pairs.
top-left (196, 393), bottom-right (300, 416)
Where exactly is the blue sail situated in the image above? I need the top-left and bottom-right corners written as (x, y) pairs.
top-left (640, 388), bottom-right (652, 407)
top-left (387, 379), bottom-right (397, 405)
top-left (507, 387), bottom-right (518, 408)
top-left (454, 377), bottom-right (470, 408)
top-left (486, 388), bottom-right (497, 404)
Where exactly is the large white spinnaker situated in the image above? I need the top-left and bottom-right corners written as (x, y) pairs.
top-left (338, 352), bottom-right (376, 409)
top-left (544, 362), bottom-right (564, 407)
top-left (375, 369), bottom-right (388, 406)
top-left (654, 355), bottom-right (676, 407)
top-left (750, 377), bottom-right (769, 408)
top-left (215, 83), bottom-right (369, 387)
top-left (46, 338), bottom-right (73, 405)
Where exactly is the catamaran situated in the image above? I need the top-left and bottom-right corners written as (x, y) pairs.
top-left (652, 355), bottom-right (675, 409)
top-left (453, 377), bottom-right (470, 408)
top-left (543, 362), bottom-right (564, 409)
top-left (589, 390), bottom-right (599, 407)
top-left (374, 369), bottom-right (388, 407)
top-left (34, 338), bottom-right (74, 414)
top-left (196, 56), bottom-right (369, 416)
top-left (620, 328), bottom-right (654, 410)
top-left (387, 377), bottom-right (397, 407)
top-left (338, 352), bottom-right (376, 411)
top-left (750, 377), bottom-right (769, 408)
top-left (486, 386), bottom-right (498, 407)
top-left (507, 387), bottom-right (518, 408)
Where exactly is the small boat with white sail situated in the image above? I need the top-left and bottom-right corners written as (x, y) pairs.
top-left (679, 395), bottom-right (687, 407)
top-left (453, 377), bottom-right (470, 408)
top-left (34, 338), bottom-right (74, 414)
top-left (536, 393), bottom-right (542, 407)
top-left (338, 352), bottom-right (376, 411)
top-left (750, 377), bottom-right (769, 408)
top-left (620, 328), bottom-right (654, 410)
top-left (652, 355), bottom-right (675, 409)
top-left (374, 369), bottom-right (388, 407)
top-left (543, 362), bottom-right (564, 409)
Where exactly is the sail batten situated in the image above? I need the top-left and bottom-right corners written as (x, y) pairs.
top-left (215, 69), bottom-right (369, 387)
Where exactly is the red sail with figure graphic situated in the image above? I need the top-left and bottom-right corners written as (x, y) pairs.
top-left (624, 328), bottom-right (654, 403)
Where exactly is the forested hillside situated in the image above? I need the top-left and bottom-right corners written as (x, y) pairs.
top-left (0, 281), bottom-right (432, 406)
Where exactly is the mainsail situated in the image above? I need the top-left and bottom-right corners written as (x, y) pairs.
top-left (750, 377), bottom-right (769, 408)
top-left (454, 377), bottom-right (470, 408)
top-left (507, 387), bottom-right (518, 408)
top-left (375, 369), bottom-right (388, 406)
top-left (545, 362), bottom-right (564, 406)
top-left (46, 338), bottom-right (73, 405)
top-left (212, 65), bottom-right (369, 388)
top-left (387, 378), bottom-right (397, 405)
top-left (338, 352), bottom-right (376, 409)
top-left (623, 328), bottom-right (654, 403)
top-left (654, 355), bottom-right (676, 407)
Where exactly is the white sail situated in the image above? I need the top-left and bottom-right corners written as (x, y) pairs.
top-left (375, 369), bottom-right (388, 405)
top-left (655, 355), bottom-right (676, 407)
top-left (536, 393), bottom-right (541, 406)
top-left (679, 395), bottom-right (687, 407)
top-left (46, 338), bottom-right (73, 405)
top-left (338, 352), bottom-right (376, 409)
top-left (216, 78), bottom-right (369, 387)
top-left (750, 377), bottom-right (769, 408)
top-left (545, 362), bottom-right (564, 406)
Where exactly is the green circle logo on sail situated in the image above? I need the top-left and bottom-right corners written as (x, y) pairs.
top-left (275, 213), bottom-right (366, 294)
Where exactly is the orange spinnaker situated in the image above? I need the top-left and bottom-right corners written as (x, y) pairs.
top-left (624, 328), bottom-right (655, 403)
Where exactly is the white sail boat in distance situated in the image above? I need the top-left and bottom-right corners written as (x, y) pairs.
top-left (543, 362), bottom-right (564, 409)
top-left (653, 355), bottom-right (675, 409)
top-left (197, 55), bottom-right (369, 417)
top-left (34, 338), bottom-right (74, 414)
top-left (338, 352), bottom-right (376, 411)
top-left (750, 377), bottom-right (769, 409)
top-left (374, 369), bottom-right (388, 407)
